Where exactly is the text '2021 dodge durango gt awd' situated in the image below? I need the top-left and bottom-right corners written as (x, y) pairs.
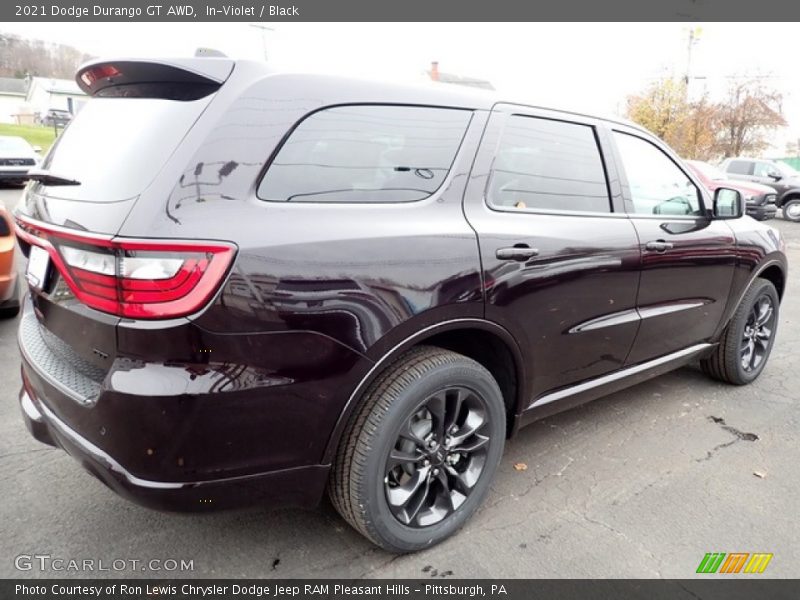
top-left (15, 58), bottom-right (787, 552)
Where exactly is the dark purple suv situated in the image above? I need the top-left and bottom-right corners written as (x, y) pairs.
top-left (15, 58), bottom-right (787, 552)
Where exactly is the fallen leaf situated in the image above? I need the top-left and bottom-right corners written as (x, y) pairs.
top-left (513, 462), bottom-right (528, 471)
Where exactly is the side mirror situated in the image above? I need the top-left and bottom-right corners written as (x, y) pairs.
top-left (32, 145), bottom-right (42, 153)
top-left (768, 170), bottom-right (782, 181)
top-left (713, 187), bottom-right (744, 219)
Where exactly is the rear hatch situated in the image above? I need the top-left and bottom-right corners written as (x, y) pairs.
top-left (15, 58), bottom-right (235, 402)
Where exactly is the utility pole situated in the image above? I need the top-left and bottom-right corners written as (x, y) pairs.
top-left (684, 26), bottom-right (702, 98)
top-left (249, 24), bottom-right (274, 62)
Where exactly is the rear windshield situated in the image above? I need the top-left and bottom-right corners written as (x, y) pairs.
top-left (0, 136), bottom-right (33, 154)
top-left (258, 105), bottom-right (472, 203)
top-left (38, 96), bottom-right (212, 202)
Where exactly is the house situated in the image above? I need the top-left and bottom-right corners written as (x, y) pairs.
top-left (25, 76), bottom-right (88, 118)
top-left (427, 61), bottom-right (494, 91)
top-left (0, 76), bottom-right (88, 124)
top-left (0, 77), bottom-right (28, 124)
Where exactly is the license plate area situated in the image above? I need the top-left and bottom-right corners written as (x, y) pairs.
top-left (26, 245), bottom-right (51, 290)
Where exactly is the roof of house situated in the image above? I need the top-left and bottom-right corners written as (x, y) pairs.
top-left (0, 77), bottom-right (28, 96)
top-left (30, 77), bottom-right (84, 95)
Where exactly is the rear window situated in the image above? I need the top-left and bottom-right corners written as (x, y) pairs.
top-left (726, 160), bottom-right (752, 175)
top-left (0, 136), bottom-right (33, 155)
top-left (38, 96), bottom-right (212, 202)
top-left (487, 115), bottom-right (611, 213)
top-left (258, 105), bottom-right (472, 203)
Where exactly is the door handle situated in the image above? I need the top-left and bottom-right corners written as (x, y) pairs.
top-left (496, 244), bottom-right (539, 261)
top-left (644, 240), bottom-right (675, 252)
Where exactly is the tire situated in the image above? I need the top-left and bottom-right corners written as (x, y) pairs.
top-left (0, 303), bottom-right (20, 319)
top-left (783, 198), bottom-right (800, 222)
top-left (329, 345), bottom-right (506, 552)
top-left (701, 278), bottom-right (779, 385)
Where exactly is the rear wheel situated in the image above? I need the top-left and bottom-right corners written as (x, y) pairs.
top-left (0, 280), bottom-right (20, 319)
top-left (329, 346), bottom-right (505, 552)
top-left (783, 198), bottom-right (800, 222)
top-left (701, 278), bottom-right (779, 385)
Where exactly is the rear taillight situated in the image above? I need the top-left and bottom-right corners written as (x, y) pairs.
top-left (15, 216), bottom-right (235, 319)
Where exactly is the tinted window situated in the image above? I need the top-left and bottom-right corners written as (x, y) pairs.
top-left (613, 132), bottom-right (702, 217)
top-left (754, 162), bottom-right (776, 178)
top-left (487, 116), bottom-right (610, 212)
top-left (726, 160), bottom-right (753, 175)
top-left (40, 96), bottom-right (214, 203)
top-left (258, 105), bottom-right (472, 203)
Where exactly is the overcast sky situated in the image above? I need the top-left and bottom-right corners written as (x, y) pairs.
top-left (4, 22), bottom-right (799, 153)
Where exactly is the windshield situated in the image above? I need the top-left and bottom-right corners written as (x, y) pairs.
top-left (0, 136), bottom-right (34, 155)
top-left (689, 160), bottom-right (726, 181)
top-left (39, 95), bottom-right (212, 202)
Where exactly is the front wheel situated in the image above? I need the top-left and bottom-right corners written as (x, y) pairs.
top-left (329, 346), bottom-right (506, 552)
top-left (701, 278), bottom-right (779, 385)
top-left (783, 198), bottom-right (800, 222)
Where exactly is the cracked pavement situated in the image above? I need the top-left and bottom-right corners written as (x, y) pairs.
top-left (1, 187), bottom-right (798, 578)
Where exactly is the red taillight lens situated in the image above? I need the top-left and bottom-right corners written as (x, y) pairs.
top-left (80, 64), bottom-right (121, 87)
top-left (15, 217), bottom-right (236, 319)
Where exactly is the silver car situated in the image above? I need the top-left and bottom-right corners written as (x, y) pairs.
top-left (0, 136), bottom-right (40, 185)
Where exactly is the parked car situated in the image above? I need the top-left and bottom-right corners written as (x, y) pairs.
top-left (0, 206), bottom-right (20, 318)
top-left (15, 58), bottom-right (787, 553)
top-left (39, 108), bottom-right (72, 127)
top-left (0, 135), bottom-right (40, 185)
top-left (720, 157), bottom-right (800, 222)
top-left (686, 160), bottom-right (777, 221)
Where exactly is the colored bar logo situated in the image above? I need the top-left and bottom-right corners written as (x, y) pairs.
top-left (697, 553), bottom-right (773, 574)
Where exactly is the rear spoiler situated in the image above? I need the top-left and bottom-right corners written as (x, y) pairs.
top-left (76, 58), bottom-right (235, 101)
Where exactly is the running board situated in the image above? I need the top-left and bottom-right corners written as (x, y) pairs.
top-left (520, 343), bottom-right (713, 426)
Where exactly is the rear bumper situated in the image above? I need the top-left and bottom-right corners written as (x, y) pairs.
top-left (15, 299), bottom-right (367, 512)
top-left (0, 169), bottom-right (31, 181)
top-left (19, 381), bottom-right (330, 511)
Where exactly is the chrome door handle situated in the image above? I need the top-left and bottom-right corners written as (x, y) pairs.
top-left (496, 245), bottom-right (539, 261)
top-left (645, 240), bottom-right (674, 252)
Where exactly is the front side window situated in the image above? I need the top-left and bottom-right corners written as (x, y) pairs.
top-left (486, 115), bottom-right (611, 213)
top-left (258, 105), bottom-right (472, 203)
top-left (613, 132), bottom-right (702, 217)
top-left (754, 162), bottom-right (777, 178)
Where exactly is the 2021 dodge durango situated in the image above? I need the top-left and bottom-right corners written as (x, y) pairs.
top-left (15, 58), bottom-right (787, 552)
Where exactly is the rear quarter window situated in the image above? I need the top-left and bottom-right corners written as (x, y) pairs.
top-left (257, 105), bottom-right (472, 203)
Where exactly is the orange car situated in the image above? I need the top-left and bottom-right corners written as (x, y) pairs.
top-left (0, 206), bottom-right (20, 318)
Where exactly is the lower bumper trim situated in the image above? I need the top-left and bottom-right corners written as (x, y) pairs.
top-left (19, 385), bottom-right (330, 511)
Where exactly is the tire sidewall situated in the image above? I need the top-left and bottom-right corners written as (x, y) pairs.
top-left (783, 199), bottom-right (800, 222)
top-left (361, 362), bottom-right (505, 552)
top-left (730, 280), bottom-right (779, 383)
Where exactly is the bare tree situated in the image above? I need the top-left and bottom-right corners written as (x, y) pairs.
top-left (0, 32), bottom-right (91, 79)
top-left (715, 79), bottom-right (786, 158)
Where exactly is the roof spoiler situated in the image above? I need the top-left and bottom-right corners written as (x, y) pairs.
top-left (76, 58), bottom-right (235, 101)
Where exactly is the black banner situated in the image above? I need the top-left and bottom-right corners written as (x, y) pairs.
top-left (4, 580), bottom-right (800, 600)
top-left (4, 0), bottom-right (800, 22)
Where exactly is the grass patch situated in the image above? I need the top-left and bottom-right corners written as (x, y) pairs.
top-left (0, 123), bottom-right (58, 152)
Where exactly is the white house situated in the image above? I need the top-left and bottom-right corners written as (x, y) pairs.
top-left (25, 76), bottom-right (88, 117)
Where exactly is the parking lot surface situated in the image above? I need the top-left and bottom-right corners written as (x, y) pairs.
top-left (1, 186), bottom-right (798, 578)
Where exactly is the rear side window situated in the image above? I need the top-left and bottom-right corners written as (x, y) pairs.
top-left (258, 105), bottom-right (472, 203)
top-left (726, 160), bottom-right (753, 175)
top-left (486, 115), bottom-right (611, 213)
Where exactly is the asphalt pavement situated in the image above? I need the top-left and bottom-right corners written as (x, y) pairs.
top-left (1, 186), bottom-right (798, 578)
